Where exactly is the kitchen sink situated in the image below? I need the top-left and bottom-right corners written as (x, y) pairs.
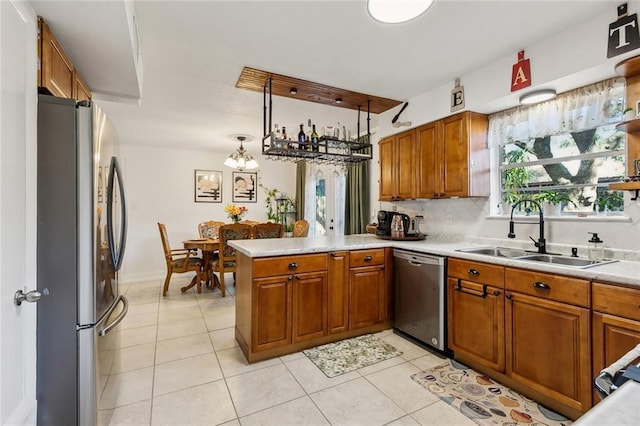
top-left (456, 246), bottom-right (531, 258)
top-left (456, 246), bottom-right (618, 269)
top-left (516, 254), bottom-right (618, 268)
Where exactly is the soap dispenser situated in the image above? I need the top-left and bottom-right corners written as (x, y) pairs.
top-left (588, 232), bottom-right (604, 261)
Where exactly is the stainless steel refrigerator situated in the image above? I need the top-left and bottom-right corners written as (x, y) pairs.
top-left (36, 94), bottom-right (128, 425)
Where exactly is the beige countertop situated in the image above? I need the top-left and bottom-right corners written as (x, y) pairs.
top-left (230, 233), bottom-right (640, 288)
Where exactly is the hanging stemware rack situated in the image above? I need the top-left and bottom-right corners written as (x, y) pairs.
top-left (261, 77), bottom-right (373, 164)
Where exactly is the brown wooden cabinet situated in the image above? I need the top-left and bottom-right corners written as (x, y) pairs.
top-left (416, 111), bottom-right (489, 199)
top-left (505, 268), bottom-right (591, 415)
top-left (349, 249), bottom-right (386, 330)
top-left (328, 251), bottom-right (349, 334)
top-left (236, 249), bottom-right (391, 363)
top-left (38, 17), bottom-right (91, 101)
top-left (292, 271), bottom-right (328, 343)
top-left (592, 281), bottom-right (640, 400)
top-left (447, 258), bottom-right (505, 372)
top-left (378, 129), bottom-right (416, 201)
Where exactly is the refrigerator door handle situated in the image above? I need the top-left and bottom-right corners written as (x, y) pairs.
top-left (97, 294), bottom-right (128, 336)
top-left (106, 156), bottom-right (128, 271)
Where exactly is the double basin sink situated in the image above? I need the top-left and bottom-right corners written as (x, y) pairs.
top-left (456, 246), bottom-right (618, 269)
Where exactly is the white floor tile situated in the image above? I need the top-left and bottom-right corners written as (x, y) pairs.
top-left (226, 363), bottom-right (305, 417)
top-left (386, 415), bottom-right (421, 426)
top-left (153, 352), bottom-right (223, 396)
top-left (151, 380), bottom-right (236, 426)
top-left (155, 332), bottom-right (213, 364)
top-left (410, 353), bottom-right (448, 372)
top-left (110, 342), bottom-right (156, 374)
top-left (118, 311), bottom-right (158, 331)
top-left (284, 355), bottom-right (361, 394)
top-left (117, 325), bottom-right (158, 348)
top-left (100, 367), bottom-right (154, 410)
top-left (157, 305), bottom-right (204, 323)
top-left (364, 362), bottom-right (439, 413)
top-left (203, 305), bottom-right (236, 331)
top-left (410, 400), bottom-right (476, 426)
top-left (216, 346), bottom-right (281, 378)
top-left (156, 316), bottom-right (207, 341)
top-left (310, 377), bottom-right (406, 426)
top-left (98, 399), bottom-right (151, 426)
top-left (210, 327), bottom-right (239, 351)
top-left (239, 396), bottom-right (329, 426)
top-left (378, 333), bottom-right (431, 361)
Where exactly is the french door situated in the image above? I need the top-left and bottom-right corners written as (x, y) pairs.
top-left (312, 165), bottom-right (345, 237)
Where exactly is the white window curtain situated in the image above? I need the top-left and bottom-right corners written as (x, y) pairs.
top-left (488, 78), bottom-right (625, 148)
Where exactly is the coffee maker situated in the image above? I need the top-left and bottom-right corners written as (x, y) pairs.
top-left (376, 210), bottom-right (410, 237)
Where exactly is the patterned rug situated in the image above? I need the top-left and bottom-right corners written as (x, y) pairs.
top-left (411, 360), bottom-right (572, 425)
top-left (303, 334), bottom-right (402, 378)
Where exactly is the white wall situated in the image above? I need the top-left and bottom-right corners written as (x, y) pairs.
top-left (370, 3), bottom-right (640, 256)
top-left (118, 144), bottom-right (296, 282)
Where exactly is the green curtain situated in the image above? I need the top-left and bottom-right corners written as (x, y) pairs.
top-left (295, 161), bottom-right (306, 221)
top-left (344, 161), bottom-right (370, 235)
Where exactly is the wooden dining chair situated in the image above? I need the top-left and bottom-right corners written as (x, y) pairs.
top-left (210, 223), bottom-right (252, 297)
top-left (252, 222), bottom-right (284, 239)
top-left (158, 223), bottom-right (203, 296)
top-left (198, 220), bottom-right (225, 239)
top-left (293, 219), bottom-right (310, 237)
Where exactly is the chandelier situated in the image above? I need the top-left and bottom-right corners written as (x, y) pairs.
top-left (224, 135), bottom-right (259, 171)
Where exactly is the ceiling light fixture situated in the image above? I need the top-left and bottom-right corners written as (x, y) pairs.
top-left (519, 89), bottom-right (557, 105)
top-left (224, 135), bottom-right (259, 171)
top-left (335, 98), bottom-right (342, 104)
top-left (290, 87), bottom-right (297, 95)
top-left (367, 0), bottom-right (434, 24)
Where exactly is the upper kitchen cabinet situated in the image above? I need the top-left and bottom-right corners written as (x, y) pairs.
top-left (417, 111), bottom-right (489, 199)
top-left (38, 18), bottom-right (77, 99)
top-left (379, 129), bottom-right (416, 201)
top-left (32, 1), bottom-right (143, 103)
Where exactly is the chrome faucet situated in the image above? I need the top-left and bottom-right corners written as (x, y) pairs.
top-left (507, 199), bottom-right (546, 254)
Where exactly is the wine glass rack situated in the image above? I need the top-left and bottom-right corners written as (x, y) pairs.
top-left (261, 77), bottom-right (372, 164)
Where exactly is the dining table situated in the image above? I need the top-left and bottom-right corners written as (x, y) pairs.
top-left (182, 238), bottom-right (220, 291)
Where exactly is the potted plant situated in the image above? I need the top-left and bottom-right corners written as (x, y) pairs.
top-left (594, 192), bottom-right (624, 216)
top-left (284, 223), bottom-right (294, 237)
top-left (536, 190), bottom-right (576, 216)
top-left (623, 106), bottom-right (635, 121)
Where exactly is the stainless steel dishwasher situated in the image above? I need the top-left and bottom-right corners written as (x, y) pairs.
top-left (393, 249), bottom-right (446, 351)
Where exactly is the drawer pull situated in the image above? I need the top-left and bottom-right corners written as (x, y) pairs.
top-left (364, 255), bottom-right (373, 262)
top-left (467, 268), bottom-right (479, 276)
top-left (455, 282), bottom-right (488, 298)
top-left (533, 281), bottom-right (551, 290)
top-left (288, 262), bottom-right (298, 270)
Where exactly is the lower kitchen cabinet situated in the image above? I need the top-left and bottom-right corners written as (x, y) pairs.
top-left (235, 249), bottom-right (391, 363)
top-left (253, 275), bottom-right (292, 351)
top-left (447, 258), bottom-right (505, 371)
top-left (592, 281), bottom-right (640, 396)
top-left (349, 249), bottom-right (386, 330)
top-left (505, 268), bottom-right (591, 415)
top-left (448, 277), bottom-right (505, 371)
top-left (292, 271), bottom-right (328, 343)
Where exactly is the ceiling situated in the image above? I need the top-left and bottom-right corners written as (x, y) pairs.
top-left (30, 0), bottom-right (614, 152)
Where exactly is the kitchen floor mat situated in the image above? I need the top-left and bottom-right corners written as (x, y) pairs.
top-left (411, 359), bottom-right (572, 425)
top-left (302, 334), bottom-right (402, 378)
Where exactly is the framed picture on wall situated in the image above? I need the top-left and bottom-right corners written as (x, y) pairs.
top-left (194, 170), bottom-right (222, 203)
top-left (232, 171), bottom-right (257, 203)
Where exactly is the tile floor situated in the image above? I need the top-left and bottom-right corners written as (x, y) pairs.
top-left (98, 275), bottom-right (476, 426)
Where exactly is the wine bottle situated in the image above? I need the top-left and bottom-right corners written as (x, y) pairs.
top-left (310, 124), bottom-right (319, 152)
top-left (298, 124), bottom-right (306, 150)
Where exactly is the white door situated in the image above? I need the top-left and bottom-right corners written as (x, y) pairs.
top-left (0, 1), bottom-right (38, 424)
top-left (312, 165), bottom-right (345, 237)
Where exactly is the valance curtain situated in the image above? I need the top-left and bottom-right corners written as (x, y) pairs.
top-left (488, 77), bottom-right (625, 148)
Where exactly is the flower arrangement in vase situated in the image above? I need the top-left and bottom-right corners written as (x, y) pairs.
top-left (224, 204), bottom-right (248, 223)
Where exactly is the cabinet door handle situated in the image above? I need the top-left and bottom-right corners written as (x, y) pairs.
top-left (287, 275), bottom-right (292, 281)
top-left (467, 268), bottom-right (479, 276)
top-left (506, 293), bottom-right (512, 299)
top-left (455, 282), bottom-right (488, 298)
top-left (294, 275), bottom-right (300, 280)
top-left (533, 281), bottom-right (551, 290)
top-left (364, 255), bottom-right (372, 262)
top-left (288, 262), bottom-right (298, 270)
top-left (330, 252), bottom-right (338, 257)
